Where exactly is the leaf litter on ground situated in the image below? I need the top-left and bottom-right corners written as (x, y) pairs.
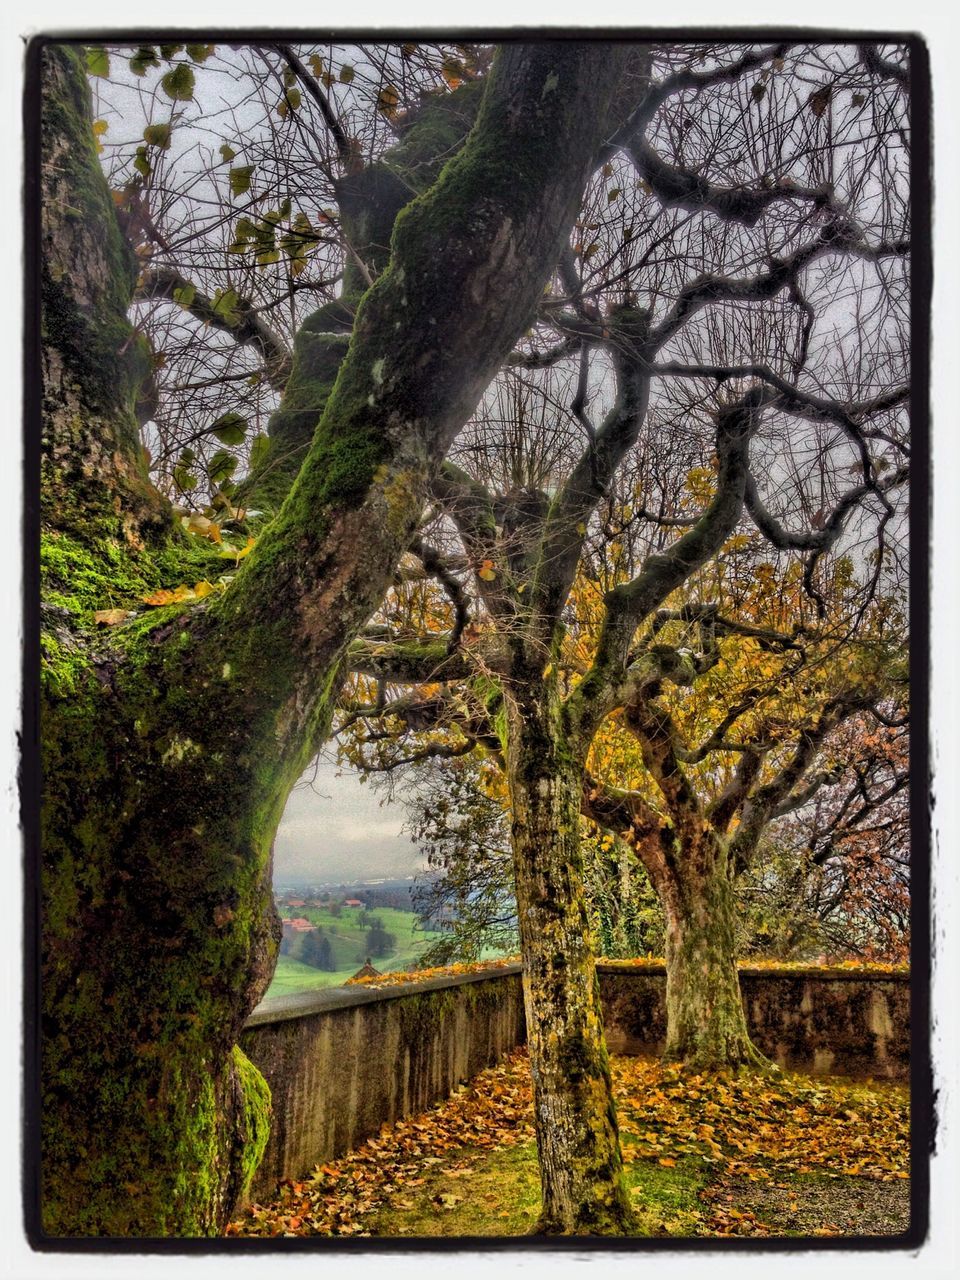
top-left (227, 1048), bottom-right (908, 1238)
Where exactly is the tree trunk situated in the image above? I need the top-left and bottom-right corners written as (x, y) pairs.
top-left (38, 44), bottom-right (279, 1236)
top-left (507, 691), bottom-right (635, 1234)
top-left (36, 40), bottom-right (628, 1237)
top-left (659, 829), bottom-right (766, 1068)
top-left (241, 80), bottom-right (484, 510)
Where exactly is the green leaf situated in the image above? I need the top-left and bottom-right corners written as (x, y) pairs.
top-left (173, 464), bottom-right (198, 491)
top-left (210, 288), bottom-right (242, 325)
top-left (210, 413), bottom-right (248, 446)
top-left (129, 46), bottom-right (159, 76)
top-left (85, 47), bottom-right (110, 78)
top-left (229, 165), bottom-right (254, 197)
top-left (143, 123), bottom-right (173, 150)
top-left (186, 43), bottom-right (214, 63)
top-left (161, 63), bottom-right (195, 102)
top-left (208, 450), bottom-right (238, 484)
top-left (172, 282), bottom-right (196, 309)
top-left (249, 433), bottom-right (270, 470)
top-left (227, 217), bottom-right (254, 254)
top-left (159, 44), bottom-right (184, 59)
top-left (133, 147), bottom-right (151, 179)
top-left (219, 143), bottom-right (237, 163)
top-left (179, 447), bottom-right (196, 465)
top-left (339, 64), bottom-right (355, 83)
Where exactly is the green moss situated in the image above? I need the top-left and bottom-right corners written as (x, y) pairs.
top-left (40, 526), bottom-right (227, 647)
top-left (231, 1046), bottom-right (272, 1201)
top-left (397, 987), bottom-right (459, 1041)
top-left (241, 82), bottom-right (483, 516)
top-left (39, 589), bottom-right (297, 1234)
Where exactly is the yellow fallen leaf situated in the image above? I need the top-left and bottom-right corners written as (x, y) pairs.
top-left (183, 513), bottom-right (222, 543)
top-left (93, 608), bottom-right (130, 625)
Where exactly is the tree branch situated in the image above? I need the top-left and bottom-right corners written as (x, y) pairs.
top-left (138, 267), bottom-right (292, 389)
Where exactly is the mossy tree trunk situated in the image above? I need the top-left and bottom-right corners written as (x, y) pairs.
top-left (241, 79), bottom-right (485, 511)
top-left (656, 829), bottom-right (763, 1067)
top-left (506, 685), bottom-right (635, 1234)
top-left (36, 40), bottom-right (626, 1237)
top-left (603, 682), bottom-right (769, 1070)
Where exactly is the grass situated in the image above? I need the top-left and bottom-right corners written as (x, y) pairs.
top-left (367, 1143), bottom-right (705, 1237)
top-left (265, 905), bottom-right (444, 998)
top-left (361, 1144), bottom-right (704, 1236)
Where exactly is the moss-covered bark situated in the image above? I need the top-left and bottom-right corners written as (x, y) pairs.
top-left (657, 830), bottom-right (767, 1068)
top-left (241, 80), bottom-right (484, 510)
top-left (39, 45), bottom-right (170, 548)
top-left (38, 40), bottom-right (627, 1237)
top-left (507, 687), bottom-right (635, 1234)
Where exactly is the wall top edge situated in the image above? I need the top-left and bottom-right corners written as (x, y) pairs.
top-left (244, 962), bottom-right (909, 1030)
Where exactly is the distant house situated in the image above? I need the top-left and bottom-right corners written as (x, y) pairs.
top-left (288, 917), bottom-right (315, 931)
top-left (287, 898), bottom-right (305, 908)
top-left (346, 958), bottom-right (382, 983)
top-left (343, 898), bottom-right (364, 908)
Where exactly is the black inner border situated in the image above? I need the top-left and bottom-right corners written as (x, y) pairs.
top-left (20, 26), bottom-right (933, 1257)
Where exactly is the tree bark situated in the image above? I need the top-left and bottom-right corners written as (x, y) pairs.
top-left (37, 40), bottom-right (627, 1237)
top-left (241, 80), bottom-right (485, 510)
top-left (655, 827), bottom-right (766, 1068)
top-left (506, 689), bottom-right (635, 1234)
top-left (582, 762), bottom-right (767, 1069)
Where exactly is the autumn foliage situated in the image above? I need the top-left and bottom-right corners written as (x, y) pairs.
top-left (229, 1048), bottom-right (908, 1238)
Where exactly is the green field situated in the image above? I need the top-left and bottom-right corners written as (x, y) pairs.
top-left (264, 905), bottom-right (442, 999)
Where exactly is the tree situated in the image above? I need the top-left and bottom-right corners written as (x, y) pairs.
top-left (736, 710), bottom-right (909, 961)
top-left (405, 754), bottom-right (663, 964)
top-left (337, 38), bottom-right (910, 1090)
top-left (298, 928), bottom-right (336, 971)
top-left (37, 38), bottom-right (625, 1236)
top-left (364, 922), bottom-right (396, 958)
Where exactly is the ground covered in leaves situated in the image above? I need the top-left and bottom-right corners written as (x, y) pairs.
top-left (228, 1051), bottom-right (909, 1239)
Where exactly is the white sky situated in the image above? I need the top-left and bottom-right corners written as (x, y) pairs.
top-left (274, 757), bottom-right (420, 884)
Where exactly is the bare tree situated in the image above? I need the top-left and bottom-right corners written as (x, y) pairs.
top-left (336, 39), bottom-right (911, 1091)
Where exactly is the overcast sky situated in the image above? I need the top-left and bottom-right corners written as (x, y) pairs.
top-left (273, 756), bottom-right (423, 886)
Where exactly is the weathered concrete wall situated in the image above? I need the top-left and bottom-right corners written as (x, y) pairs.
top-left (241, 962), bottom-right (908, 1200)
top-left (241, 968), bottom-right (526, 1199)
top-left (597, 963), bottom-right (910, 1080)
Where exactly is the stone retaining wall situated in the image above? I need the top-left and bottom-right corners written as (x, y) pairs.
top-left (241, 962), bottom-right (908, 1200)
top-left (241, 968), bottom-right (526, 1200)
top-left (597, 963), bottom-right (910, 1079)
